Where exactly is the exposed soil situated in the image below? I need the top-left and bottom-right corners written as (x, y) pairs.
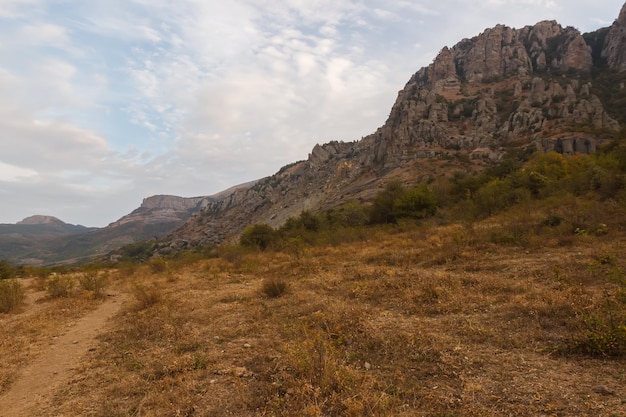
top-left (0, 287), bottom-right (124, 417)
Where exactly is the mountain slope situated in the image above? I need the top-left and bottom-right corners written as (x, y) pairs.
top-left (0, 216), bottom-right (96, 264)
top-left (157, 4), bottom-right (626, 254)
top-left (1, 185), bottom-right (256, 265)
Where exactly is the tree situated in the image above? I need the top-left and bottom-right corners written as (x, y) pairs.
top-left (369, 180), bottom-right (406, 224)
top-left (326, 201), bottom-right (368, 227)
top-left (240, 223), bottom-right (277, 251)
top-left (392, 184), bottom-right (437, 220)
top-left (0, 260), bottom-right (13, 280)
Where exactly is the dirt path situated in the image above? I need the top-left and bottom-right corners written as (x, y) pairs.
top-left (0, 292), bottom-right (124, 417)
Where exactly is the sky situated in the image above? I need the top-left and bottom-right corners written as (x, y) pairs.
top-left (0, 0), bottom-right (623, 227)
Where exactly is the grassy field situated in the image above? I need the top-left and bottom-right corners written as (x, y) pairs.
top-left (2, 207), bottom-right (626, 416)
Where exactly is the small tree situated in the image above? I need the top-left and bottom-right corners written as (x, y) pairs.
top-left (240, 223), bottom-right (277, 251)
top-left (393, 184), bottom-right (438, 220)
top-left (0, 260), bottom-right (14, 280)
top-left (299, 210), bottom-right (322, 232)
top-left (327, 201), bottom-right (368, 227)
top-left (369, 180), bottom-right (406, 224)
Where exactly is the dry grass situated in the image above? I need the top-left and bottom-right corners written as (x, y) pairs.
top-left (0, 276), bottom-right (105, 396)
top-left (3, 214), bottom-right (626, 416)
top-left (0, 279), bottom-right (25, 313)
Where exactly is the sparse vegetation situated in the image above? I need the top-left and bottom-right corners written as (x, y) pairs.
top-left (260, 277), bottom-right (289, 298)
top-left (0, 260), bottom-right (14, 280)
top-left (46, 274), bottom-right (75, 298)
top-left (77, 271), bottom-right (108, 299)
top-left (0, 279), bottom-right (24, 313)
top-left (240, 223), bottom-right (278, 251)
top-left (2, 134), bottom-right (626, 416)
top-left (132, 283), bottom-right (162, 310)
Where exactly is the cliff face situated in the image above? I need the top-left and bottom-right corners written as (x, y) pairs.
top-left (159, 5), bottom-right (626, 253)
top-left (110, 195), bottom-right (209, 227)
top-left (602, 3), bottom-right (626, 71)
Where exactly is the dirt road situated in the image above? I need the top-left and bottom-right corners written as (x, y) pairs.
top-left (0, 292), bottom-right (123, 417)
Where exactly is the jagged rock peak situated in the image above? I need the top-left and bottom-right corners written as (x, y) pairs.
top-left (413, 20), bottom-right (592, 90)
top-left (602, 2), bottom-right (626, 71)
top-left (17, 215), bottom-right (65, 225)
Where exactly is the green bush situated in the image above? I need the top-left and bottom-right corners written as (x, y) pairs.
top-left (298, 210), bottom-right (323, 232)
top-left (326, 201), bottom-right (368, 227)
top-left (0, 260), bottom-right (14, 280)
top-left (473, 179), bottom-right (530, 217)
top-left (369, 180), bottom-right (406, 224)
top-left (392, 184), bottom-right (437, 220)
top-left (240, 223), bottom-right (277, 251)
top-left (0, 279), bottom-right (25, 313)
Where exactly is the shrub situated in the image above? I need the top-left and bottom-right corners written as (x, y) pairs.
top-left (0, 279), bottom-right (25, 313)
top-left (283, 237), bottom-right (306, 259)
top-left (0, 260), bottom-right (14, 280)
top-left (46, 274), bottom-right (75, 298)
top-left (572, 309), bottom-right (626, 357)
top-left (369, 180), bottom-right (406, 224)
top-left (217, 243), bottom-right (247, 266)
top-left (299, 211), bottom-right (323, 232)
top-left (473, 179), bottom-right (529, 216)
top-left (133, 284), bottom-right (162, 310)
top-left (326, 201), bottom-right (368, 227)
top-left (78, 271), bottom-right (108, 299)
top-left (149, 258), bottom-right (169, 273)
top-left (261, 277), bottom-right (289, 298)
top-left (240, 223), bottom-right (277, 251)
top-left (392, 184), bottom-right (437, 220)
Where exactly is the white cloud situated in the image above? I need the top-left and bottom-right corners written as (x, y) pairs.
top-left (0, 0), bottom-right (623, 226)
top-left (0, 0), bottom-right (40, 18)
top-left (0, 162), bottom-right (37, 182)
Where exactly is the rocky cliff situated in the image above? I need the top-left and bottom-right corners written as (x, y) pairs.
top-left (602, 3), bottom-right (626, 71)
top-left (153, 4), bottom-right (626, 253)
top-left (109, 195), bottom-right (209, 228)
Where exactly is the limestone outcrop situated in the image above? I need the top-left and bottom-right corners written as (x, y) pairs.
top-left (157, 4), bottom-right (626, 253)
top-left (603, 3), bottom-right (626, 71)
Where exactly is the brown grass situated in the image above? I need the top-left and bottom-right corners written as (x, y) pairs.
top-left (0, 276), bottom-right (104, 396)
top-left (3, 214), bottom-right (626, 416)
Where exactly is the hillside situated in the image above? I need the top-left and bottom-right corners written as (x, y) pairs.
top-left (0, 188), bottom-right (255, 265)
top-left (1, 5), bottom-right (626, 416)
top-left (156, 3), bottom-right (626, 254)
top-left (1, 201), bottom-right (625, 415)
top-left (0, 216), bottom-right (96, 265)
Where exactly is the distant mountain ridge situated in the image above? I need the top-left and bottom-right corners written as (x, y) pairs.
top-left (17, 215), bottom-right (70, 226)
top-left (0, 182), bottom-right (257, 265)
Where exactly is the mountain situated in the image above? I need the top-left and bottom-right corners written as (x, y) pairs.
top-left (0, 184), bottom-right (256, 265)
top-left (0, 215), bottom-right (94, 237)
top-left (155, 3), bottom-right (626, 254)
top-left (0, 216), bottom-right (96, 265)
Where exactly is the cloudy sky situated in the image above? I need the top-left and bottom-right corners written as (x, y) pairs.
top-left (0, 0), bottom-right (623, 226)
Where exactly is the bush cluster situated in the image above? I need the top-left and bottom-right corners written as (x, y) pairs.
top-left (234, 131), bottom-right (626, 256)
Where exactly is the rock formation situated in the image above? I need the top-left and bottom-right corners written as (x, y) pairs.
top-left (602, 3), bottom-right (626, 71)
top-left (109, 195), bottom-right (208, 227)
top-left (157, 9), bottom-right (626, 253)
